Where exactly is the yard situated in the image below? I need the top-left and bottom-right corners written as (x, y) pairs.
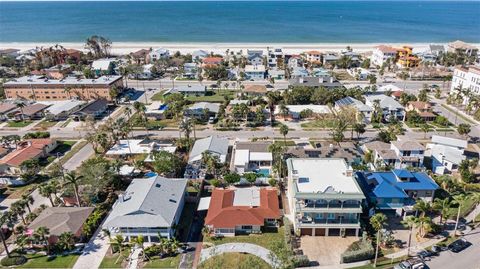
top-left (99, 249), bottom-right (128, 268)
top-left (7, 120), bottom-right (33, 128)
top-left (186, 90), bottom-right (235, 103)
top-left (446, 195), bottom-right (477, 218)
top-left (55, 140), bottom-right (88, 167)
top-left (18, 253), bottom-right (81, 268)
top-left (300, 118), bottom-right (339, 129)
top-left (129, 113), bottom-right (180, 129)
top-left (51, 140), bottom-right (77, 155)
top-left (143, 255), bottom-right (181, 268)
top-left (34, 120), bottom-right (58, 130)
top-left (198, 253), bottom-right (271, 269)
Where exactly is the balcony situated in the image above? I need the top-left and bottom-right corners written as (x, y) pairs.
top-left (299, 200), bottom-right (362, 213)
top-left (298, 217), bottom-right (360, 227)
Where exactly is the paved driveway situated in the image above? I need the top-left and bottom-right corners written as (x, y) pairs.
top-left (200, 243), bottom-right (280, 268)
top-left (300, 236), bottom-right (356, 266)
top-left (72, 218), bottom-right (110, 269)
top-left (63, 142), bottom-right (94, 172)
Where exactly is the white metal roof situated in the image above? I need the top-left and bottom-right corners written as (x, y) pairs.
top-left (234, 149), bottom-right (250, 166)
top-left (233, 187), bottom-right (260, 206)
top-left (250, 152), bottom-right (273, 162)
top-left (39, 100), bottom-right (86, 116)
top-left (197, 197), bottom-right (211, 211)
top-left (289, 158), bottom-right (362, 194)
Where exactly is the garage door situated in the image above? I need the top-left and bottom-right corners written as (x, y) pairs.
top-left (314, 228), bottom-right (326, 236)
top-left (300, 228), bottom-right (313, 236)
top-left (345, 229), bottom-right (357, 236)
top-left (328, 228), bottom-right (340, 236)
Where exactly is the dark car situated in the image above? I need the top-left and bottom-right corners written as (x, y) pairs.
top-left (448, 238), bottom-right (471, 253)
top-left (431, 244), bottom-right (447, 253)
top-left (416, 250), bottom-right (437, 260)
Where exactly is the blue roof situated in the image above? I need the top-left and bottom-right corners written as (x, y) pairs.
top-left (355, 170), bottom-right (439, 199)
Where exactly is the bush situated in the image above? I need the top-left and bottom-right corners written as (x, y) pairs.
top-left (292, 255), bottom-right (310, 267)
top-left (1, 255), bottom-right (27, 266)
top-left (340, 239), bottom-right (375, 263)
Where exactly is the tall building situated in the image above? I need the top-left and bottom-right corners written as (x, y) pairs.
top-left (450, 65), bottom-right (480, 104)
top-left (287, 158), bottom-right (365, 237)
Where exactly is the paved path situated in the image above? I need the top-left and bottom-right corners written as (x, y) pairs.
top-left (200, 243), bottom-right (281, 268)
top-left (72, 218), bottom-right (110, 269)
top-left (63, 142), bottom-right (94, 172)
top-left (127, 247), bottom-right (142, 269)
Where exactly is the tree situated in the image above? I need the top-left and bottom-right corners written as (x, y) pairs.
top-left (452, 194), bottom-right (468, 236)
top-left (224, 173), bottom-right (241, 185)
top-left (34, 226), bottom-right (50, 253)
top-left (420, 124), bottom-right (431, 139)
top-left (330, 119), bottom-right (347, 143)
top-left (57, 232), bottom-right (75, 251)
top-left (268, 143), bottom-right (286, 178)
top-left (370, 213), bottom-right (387, 267)
top-left (0, 211), bottom-right (18, 257)
top-left (279, 124), bottom-right (289, 145)
top-left (39, 182), bottom-right (55, 207)
top-left (418, 89), bottom-right (429, 102)
top-left (353, 123), bottom-right (366, 139)
top-left (401, 216), bottom-right (417, 256)
top-left (433, 198), bottom-right (451, 225)
top-left (63, 171), bottom-right (83, 206)
top-left (266, 91), bottom-right (282, 126)
top-left (152, 151), bottom-right (184, 177)
top-left (16, 103), bottom-right (26, 121)
top-left (457, 123), bottom-right (471, 138)
top-left (10, 201), bottom-right (27, 225)
top-left (201, 151), bottom-right (220, 178)
top-left (414, 200), bottom-right (431, 218)
top-left (20, 194), bottom-right (34, 214)
top-left (244, 172), bottom-right (258, 185)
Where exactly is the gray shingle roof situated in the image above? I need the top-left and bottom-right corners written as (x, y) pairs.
top-left (103, 177), bottom-right (187, 229)
top-left (28, 207), bottom-right (94, 236)
top-left (188, 136), bottom-right (229, 163)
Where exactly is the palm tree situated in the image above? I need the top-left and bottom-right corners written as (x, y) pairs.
top-left (110, 235), bottom-right (125, 263)
top-left (279, 103), bottom-right (289, 120)
top-left (16, 102), bottom-right (26, 121)
top-left (11, 201), bottom-right (27, 225)
top-left (57, 232), bottom-right (75, 251)
top-left (15, 234), bottom-right (30, 253)
top-left (420, 124), bottom-right (431, 139)
top-left (415, 216), bottom-right (433, 238)
top-left (401, 216), bottom-right (417, 257)
top-left (413, 199), bottom-right (431, 218)
top-left (63, 171), bottom-right (83, 206)
top-left (20, 193), bottom-right (34, 214)
top-left (370, 213), bottom-right (388, 267)
top-left (39, 182), bottom-right (55, 207)
top-left (268, 142), bottom-right (286, 178)
top-left (453, 194), bottom-right (468, 235)
top-left (35, 226), bottom-right (50, 253)
top-left (179, 118), bottom-right (193, 140)
top-left (0, 211), bottom-right (18, 258)
top-left (266, 91), bottom-right (282, 126)
top-left (279, 124), bottom-right (289, 145)
top-left (433, 198), bottom-right (451, 225)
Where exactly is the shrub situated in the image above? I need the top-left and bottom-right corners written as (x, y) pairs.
top-left (340, 239), bottom-right (375, 263)
top-left (1, 255), bottom-right (27, 266)
top-left (292, 255), bottom-right (310, 267)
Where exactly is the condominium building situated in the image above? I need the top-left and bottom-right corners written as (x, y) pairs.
top-left (450, 66), bottom-right (480, 104)
top-left (287, 158), bottom-right (365, 237)
top-left (4, 75), bottom-right (123, 101)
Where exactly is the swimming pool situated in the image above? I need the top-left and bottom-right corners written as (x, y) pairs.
top-left (144, 171), bottom-right (158, 178)
top-left (256, 168), bottom-right (270, 177)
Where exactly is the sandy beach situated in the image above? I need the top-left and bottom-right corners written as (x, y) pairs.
top-left (3, 42), bottom-right (477, 56)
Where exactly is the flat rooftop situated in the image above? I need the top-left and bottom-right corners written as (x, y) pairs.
top-left (288, 158), bottom-right (363, 194)
top-left (4, 75), bottom-right (122, 86)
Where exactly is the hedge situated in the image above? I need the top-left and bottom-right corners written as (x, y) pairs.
top-left (1, 255), bottom-right (27, 266)
top-left (340, 239), bottom-right (375, 263)
top-left (292, 255), bottom-right (310, 267)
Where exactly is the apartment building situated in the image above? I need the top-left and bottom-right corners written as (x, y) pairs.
top-left (4, 75), bottom-right (123, 101)
top-left (450, 66), bottom-right (480, 104)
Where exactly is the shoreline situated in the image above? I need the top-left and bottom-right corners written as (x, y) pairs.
top-left (2, 42), bottom-right (479, 55)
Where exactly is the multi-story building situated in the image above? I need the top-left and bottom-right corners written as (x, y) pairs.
top-left (447, 40), bottom-right (478, 56)
top-left (267, 48), bottom-right (283, 68)
top-left (450, 66), bottom-right (480, 104)
top-left (304, 50), bottom-right (322, 64)
top-left (364, 94), bottom-right (405, 121)
top-left (371, 45), bottom-right (398, 67)
top-left (396, 46), bottom-right (420, 68)
top-left (149, 48), bottom-right (170, 62)
top-left (244, 65), bottom-right (266, 80)
top-left (287, 158), bottom-right (365, 237)
top-left (4, 75), bottom-right (123, 101)
top-left (362, 140), bottom-right (425, 170)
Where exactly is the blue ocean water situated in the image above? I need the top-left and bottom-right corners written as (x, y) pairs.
top-left (0, 1), bottom-right (479, 43)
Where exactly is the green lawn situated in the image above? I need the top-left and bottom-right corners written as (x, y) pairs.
top-left (186, 90), bottom-right (235, 103)
top-left (55, 140), bottom-right (88, 167)
top-left (204, 226), bottom-right (285, 251)
top-left (447, 195), bottom-right (477, 219)
top-left (350, 256), bottom-right (407, 269)
top-left (99, 250), bottom-right (129, 268)
top-left (130, 113), bottom-right (180, 129)
top-left (143, 255), bottom-right (181, 268)
top-left (19, 253), bottom-right (80, 268)
top-left (273, 140), bottom-right (296, 147)
top-left (51, 140), bottom-right (77, 155)
top-left (35, 120), bottom-right (58, 129)
top-left (151, 90), bottom-right (168, 101)
top-left (7, 120), bottom-right (33, 128)
top-left (301, 119), bottom-right (337, 129)
top-left (198, 253), bottom-right (271, 269)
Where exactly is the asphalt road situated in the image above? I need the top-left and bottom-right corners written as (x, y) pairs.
top-left (425, 230), bottom-right (480, 269)
top-left (63, 143), bottom-right (94, 171)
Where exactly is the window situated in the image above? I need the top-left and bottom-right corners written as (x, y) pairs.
top-left (425, 191), bottom-right (432, 196)
top-left (328, 213), bottom-right (335, 219)
top-left (241, 225), bottom-right (253, 230)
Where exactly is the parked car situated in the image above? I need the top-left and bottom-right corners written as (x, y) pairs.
top-left (431, 244), bottom-right (447, 253)
top-left (448, 238), bottom-right (471, 253)
top-left (416, 250), bottom-right (437, 260)
top-left (394, 257), bottom-right (425, 269)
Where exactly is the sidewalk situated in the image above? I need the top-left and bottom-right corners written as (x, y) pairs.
top-left (72, 218), bottom-right (110, 269)
top-left (385, 236), bottom-right (446, 259)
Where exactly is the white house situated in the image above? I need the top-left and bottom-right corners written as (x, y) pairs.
top-left (364, 94), bottom-right (405, 121)
top-left (232, 141), bottom-right (273, 175)
top-left (103, 177), bottom-right (187, 242)
top-left (244, 65), bottom-right (265, 80)
top-left (91, 59), bottom-right (115, 75)
top-left (450, 66), bottom-right (480, 105)
top-left (426, 135), bottom-right (468, 174)
top-left (335, 97), bottom-right (373, 123)
top-left (371, 45), bottom-right (398, 66)
top-left (149, 48), bottom-right (170, 62)
top-left (185, 136), bottom-right (229, 179)
top-left (274, 104), bottom-right (331, 120)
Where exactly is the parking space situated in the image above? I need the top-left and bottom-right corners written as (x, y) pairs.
top-left (300, 236), bottom-right (356, 266)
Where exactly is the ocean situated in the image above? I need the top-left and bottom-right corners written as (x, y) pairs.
top-left (0, 1), bottom-right (479, 43)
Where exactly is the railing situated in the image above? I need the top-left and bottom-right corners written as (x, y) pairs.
top-left (299, 218), bottom-right (359, 225)
top-left (301, 202), bottom-right (361, 210)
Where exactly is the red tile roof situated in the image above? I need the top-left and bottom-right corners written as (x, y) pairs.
top-left (408, 101), bottom-right (431, 109)
top-left (202, 57), bottom-right (223, 65)
top-left (205, 187), bottom-right (280, 229)
top-left (0, 139), bottom-right (54, 167)
top-left (377, 45), bottom-right (398, 53)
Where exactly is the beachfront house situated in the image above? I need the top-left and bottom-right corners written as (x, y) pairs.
top-left (244, 65), bottom-right (266, 80)
top-left (371, 45), bottom-right (398, 67)
top-left (103, 177), bottom-right (187, 242)
top-left (287, 158), bottom-right (365, 237)
top-left (149, 48), bottom-right (170, 62)
top-left (92, 59), bottom-right (116, 76)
